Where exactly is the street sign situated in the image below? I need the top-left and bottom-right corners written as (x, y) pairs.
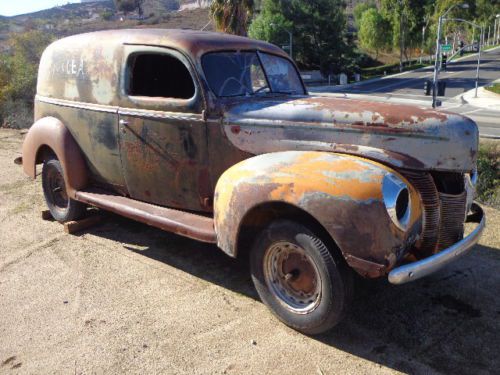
top-left (441, 44), bottom-right (452, 52)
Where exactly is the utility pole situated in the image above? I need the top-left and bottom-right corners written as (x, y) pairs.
top-left (496, 14), bottom-right (500, 45)
top-left (432, 15), bottom-right (442, 108)
top-left (475, 27), bottom-right (483, 97)
top-left (495, 17), bottom-right (498, 45)
top-left (432, 3), bottom-right (470, 108)
top-left (445, 17), bottom-right (483, 98)
top-left (399, 0), bottom-right (404, 72)
top-left (420, 25), bottom-right (426, 64)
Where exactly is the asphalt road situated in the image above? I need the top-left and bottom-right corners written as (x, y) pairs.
top-left (311, 47), bottom-right (500, 137)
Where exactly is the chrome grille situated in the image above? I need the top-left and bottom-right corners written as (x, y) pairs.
top-left (403, 170), bottom-right (440, 257)
top-left (437, 191), bottom-right (467, 250)
top-left (403, 170), bottom-right (468, 256)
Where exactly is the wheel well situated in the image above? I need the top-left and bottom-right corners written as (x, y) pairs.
top-left (35, 145), bottom-right (56, 165)
top-left (236, 202), bottom-right (344, 262)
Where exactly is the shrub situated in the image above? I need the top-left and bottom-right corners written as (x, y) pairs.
top-left (0, 31), bottom-right (53, 128)
top-left (485, 83), bottom-right (500, 95)
top-left (0, 99), bottom-right (33, 129)
top-left (101, 10), bottom-right (114, 21)
top-left (477, 141), bottom-right (500, 208)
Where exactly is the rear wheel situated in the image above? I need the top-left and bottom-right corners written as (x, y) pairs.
top-left (250, 220), bottom-right (353, 335)
top-left (42, 156), bottom-right (85, 223)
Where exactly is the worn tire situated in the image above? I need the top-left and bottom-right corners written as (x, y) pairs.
top-left (42, 156), bottom-right (85, 223)
top-left (250, 220), bottom-right (353, 335)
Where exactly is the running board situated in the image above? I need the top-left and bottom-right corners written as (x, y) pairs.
top-left (75, 188), bottom-right (217, 243)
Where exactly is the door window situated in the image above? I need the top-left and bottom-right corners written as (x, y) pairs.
top-left (127, 53), bottom-right (195, 99)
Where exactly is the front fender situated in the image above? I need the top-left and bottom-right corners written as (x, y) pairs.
top-left (214, 151), bottom-right (422, 277)
top-left (22, 116), bottom-right (88, 198)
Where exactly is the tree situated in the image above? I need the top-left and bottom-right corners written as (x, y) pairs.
top-left (353, 1), bottom-right (376, 29)
top-left (101, 10), bottom-right (114, 21)
top-left (0, 31), bottom-right (53, 127)
top-left (380, 0), bottom-right (434, 67)
top-left (114, 0), bottom-right (144, 16)
top-left (5, 31), bottom-right (53, 102)
top-left (249, 0), bottom-right (351, 75)
top-left (210, 0), bottom-right (255, 36)
top-left (359, 8), bottom-right (391, 59)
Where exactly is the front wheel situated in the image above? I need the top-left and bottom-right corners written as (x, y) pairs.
top-left (42, 156), bottom-right (85, 223)
top-left (250, 220), bottom-right (353, 335)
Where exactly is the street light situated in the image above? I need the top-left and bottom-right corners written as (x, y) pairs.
top-left (270, 23), bottom-right (293, 59)
top-left (432, 3), bottom-right (469, 108)
top-left (444, 18), bottom-right (484, 98)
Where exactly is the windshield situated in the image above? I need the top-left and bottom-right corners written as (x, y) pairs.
top-left (202, 51), bottom-right (305, 97)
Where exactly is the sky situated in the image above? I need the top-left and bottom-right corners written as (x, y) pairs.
top-left (0, 1), bottom-right (80, 17)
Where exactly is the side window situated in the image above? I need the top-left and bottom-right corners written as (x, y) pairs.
top-left (127, 53), bottom-right (195, 99)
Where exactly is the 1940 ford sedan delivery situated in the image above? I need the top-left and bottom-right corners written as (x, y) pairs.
top-left (22, 29), bottom-right (485, 334)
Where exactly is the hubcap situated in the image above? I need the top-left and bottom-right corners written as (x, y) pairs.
top-left (263, 241), bottom-right (322, 314)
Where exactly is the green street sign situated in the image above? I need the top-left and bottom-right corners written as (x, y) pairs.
top-left (441, 44), bottom-right (452, 52)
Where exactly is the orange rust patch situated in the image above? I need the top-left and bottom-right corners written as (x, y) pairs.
top-left (266, 154), bottom-right (384, 202)
top-left (303, 96), bottom-right (449, 126)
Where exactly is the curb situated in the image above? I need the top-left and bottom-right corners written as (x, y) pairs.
top-left (309, 66), bottom-right (434, 92)
top-left (310, 45), bottom-right (500, 93)
top-left (459, 84), bottom-right (500, 111)
top-left (450, 45), bottom-right (500, 63)
top-left (479, 134), bottom-right (500, 140)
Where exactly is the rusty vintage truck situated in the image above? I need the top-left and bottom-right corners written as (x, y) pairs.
top-left (22, 29), bottom-right (485, 334)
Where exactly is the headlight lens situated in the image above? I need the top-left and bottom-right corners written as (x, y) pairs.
top-left (383, 174), bottom-right (411, 231)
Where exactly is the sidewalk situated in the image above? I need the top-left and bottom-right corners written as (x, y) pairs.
top-left (461, 82), bottom-right (500, 111)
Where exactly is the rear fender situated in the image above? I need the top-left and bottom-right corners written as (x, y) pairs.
top-left (214, 151), bottom-right (422, 277)
top-left (22, 116), bottom-right (88, 198)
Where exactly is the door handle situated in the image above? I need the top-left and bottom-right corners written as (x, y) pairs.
top-left (119, 119), bottom-right (128, 134)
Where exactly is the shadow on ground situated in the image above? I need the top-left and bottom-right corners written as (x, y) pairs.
top-left (84, 213), bottom-right (500, 375)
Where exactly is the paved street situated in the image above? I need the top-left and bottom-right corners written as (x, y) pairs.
top-left (311, 47), bottom-right (500, 138)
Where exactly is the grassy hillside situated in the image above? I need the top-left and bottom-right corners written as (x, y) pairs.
top-left (0, 1), bottom-right (212, 52)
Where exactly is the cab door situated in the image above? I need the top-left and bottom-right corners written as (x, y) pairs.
top-left (118, 46), bottom-right (212, 212)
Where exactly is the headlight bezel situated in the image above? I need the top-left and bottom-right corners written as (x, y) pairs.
top-left (382, 173), bottom-right (412, 231)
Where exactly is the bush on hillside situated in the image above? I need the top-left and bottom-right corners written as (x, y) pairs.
top-left (0, 31), bottom-right (53, 128)
top-left (477, 141), bottom-right (500, 208)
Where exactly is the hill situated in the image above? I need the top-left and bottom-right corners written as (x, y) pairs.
top-left (0, 1), bottom-right (212, 51)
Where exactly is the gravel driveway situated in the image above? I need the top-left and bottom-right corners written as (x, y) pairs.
top-left (1, 129), bottom-right (499, 374)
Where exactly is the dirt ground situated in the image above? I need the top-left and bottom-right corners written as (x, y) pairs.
top-left (0, 128), bottom-right (499, 374)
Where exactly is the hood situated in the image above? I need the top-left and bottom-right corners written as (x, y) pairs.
top-left (221, 95), bottom-right (478, 172)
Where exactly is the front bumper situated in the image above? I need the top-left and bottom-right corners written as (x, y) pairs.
top-left (388, 203), bottom-right (485, 285)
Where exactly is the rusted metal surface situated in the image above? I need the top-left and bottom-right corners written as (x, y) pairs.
top-left (402, 170), bottom-right (441, 258)
top-left (75, 188), bottom-right (217, 243)
top-left (22, 117), bottom-right (88, 198)
top-left (24, 29), bottom-right (483, 280)
top-left (34, 99), bottom-right (126, 189)
top-left (214, 151), bottom-right (422, 276)
top-left (36, 29), bottom-right (288, 107)
top-left (220, 96), bottom-right (479, 173)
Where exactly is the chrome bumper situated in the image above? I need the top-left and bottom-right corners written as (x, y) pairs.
top-left (388, 203), bottom-right (485, 285)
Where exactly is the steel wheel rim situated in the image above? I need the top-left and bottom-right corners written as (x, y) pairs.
top-left (46, 165), bottom-right (68, 212)
top-left (263, 241), bottom-right (322, 314)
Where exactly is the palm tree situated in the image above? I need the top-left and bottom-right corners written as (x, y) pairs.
top-left (210, 0), bottom-right (255, 36)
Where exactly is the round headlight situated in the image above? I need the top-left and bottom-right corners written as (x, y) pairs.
top-left (383, 174), bottom-right (411, 231)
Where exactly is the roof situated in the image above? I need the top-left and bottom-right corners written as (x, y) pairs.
top-left (53, 29), bottom-right (288, 59)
